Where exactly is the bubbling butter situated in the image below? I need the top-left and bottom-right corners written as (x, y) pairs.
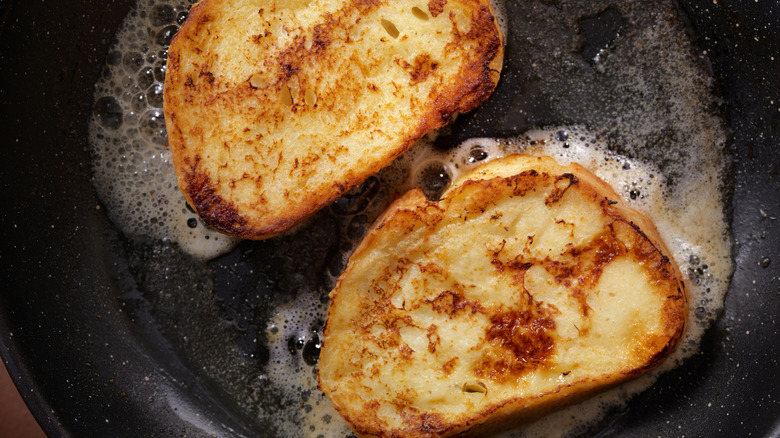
top-left (90, 0), bottom-right (238, 260)
top-left (88, 0), bottom-right (732, 436)
top-left (259, 125), bottom-right (733, 437)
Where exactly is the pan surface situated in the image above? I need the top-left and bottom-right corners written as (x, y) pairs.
top-left (1, 0), bottom-right (778, 437)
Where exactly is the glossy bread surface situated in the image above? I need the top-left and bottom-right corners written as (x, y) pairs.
top-left (164, 0), bottom-right (504, 239)
top-left (319, 154), bottom-right (687, 438)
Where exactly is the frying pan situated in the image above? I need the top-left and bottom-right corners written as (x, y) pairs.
top-left (1, 0), bottom-right (778, 436)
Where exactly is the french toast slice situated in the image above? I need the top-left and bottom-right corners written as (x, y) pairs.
top-left (318, 154), bottom-right (687, 438)
top-left (164, 0), bottom-right (503, 239)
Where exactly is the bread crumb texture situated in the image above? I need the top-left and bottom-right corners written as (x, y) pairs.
top-left (164, 0), bottom-right (504, 239)
top-left (318, 154), bottom-right (687, 438)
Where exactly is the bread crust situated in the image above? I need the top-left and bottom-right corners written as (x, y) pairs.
top-left (319, 154), bottom-right (687, 438)
top-left (164, 0), bottom-right (504, 239)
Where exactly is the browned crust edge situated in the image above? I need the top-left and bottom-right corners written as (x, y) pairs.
top-left (318, 154), bottom-right (688, 438)
top-left (164, 0), bottom-right (505, 240)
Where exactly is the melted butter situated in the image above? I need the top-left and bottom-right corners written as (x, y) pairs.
top-left (89, 0), bottom-right (238, 260)
top-left (260, 124), bottom-right (732, 438)
top-left (89, 0), bottom-right (731, 436)
top-left (265, 293), bottom-right (352, 436)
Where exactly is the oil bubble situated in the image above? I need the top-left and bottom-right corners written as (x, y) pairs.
top-left (147, 83), bottom-right (164, 108)
top-left (302, 334), bottom-right (321, 366)
top-left (130, 92), bottom-right (147, 113)
top-left (416, 161), bottom-right (451, 200)
top-left (469, 145), bottom-right (489, 163)
top-left (153, 65), bottom-right (166, 82)
top-left (140, 110), bottom-right (167, 145)
top-left (151, 4), bottom-right (176, 26)
top-left (156, 24), bottom-right (179, 46)
top-left (93, 96), bottom-right (123, 129)
top-left (137, 66), bottom-right (155, 89)
top-left (122, 51), bottom-right (145, 73)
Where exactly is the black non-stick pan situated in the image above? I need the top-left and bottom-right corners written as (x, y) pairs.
top-left (1, 0), bottom-right (778, 436)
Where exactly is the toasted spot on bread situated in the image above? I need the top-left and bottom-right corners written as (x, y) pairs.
top-left (318, 154), bottom-right (687, 438)
top-left (164, 0), bottom-right (504, 239)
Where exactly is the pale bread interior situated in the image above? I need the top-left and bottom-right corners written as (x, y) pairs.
top-left (319, 154), bottom-right (687, 438)
top-left (164, 0), bottom-right (503, 238)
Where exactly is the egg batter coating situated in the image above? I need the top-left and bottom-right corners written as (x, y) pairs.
top-left (164, 0), bottom-right (504, 239)
top-left (318, 154), bottom-right (687, 438)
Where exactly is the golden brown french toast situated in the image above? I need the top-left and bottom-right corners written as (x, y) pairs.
top-left (318, 154), bottom-right (687, 438)
top-left (164, 0), bottom-right (503, 239)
